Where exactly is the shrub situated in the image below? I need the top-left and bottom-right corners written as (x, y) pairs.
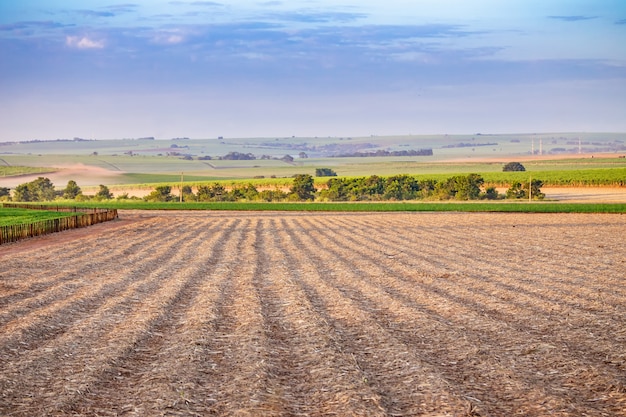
top-left (95, 184), bottom-right (113, 200)
top-left (506, 179), bottom-right (544, 200)
top-left (63, 180), bottom-right (82, 199)
top-left (144, 185), bottom-right (173, 202)
top-left (503, 162), bottom-right (526, 172)
top-left (315, 168), bottom-right (337, 177)
top-left (290, 174), bottom-right (316, 200)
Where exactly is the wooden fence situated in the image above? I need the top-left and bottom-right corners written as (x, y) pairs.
top-left (0, 204), bottom-right (118, 245)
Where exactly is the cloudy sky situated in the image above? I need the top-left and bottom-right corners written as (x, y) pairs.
top-left (1, 0), bottom-right (625, 140)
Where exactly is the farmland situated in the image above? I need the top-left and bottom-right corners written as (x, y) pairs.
top-left (1, 210), bottom-right (625, 416)
top-left (0, 207), bottom-right (80, 226)
top-left (0, 133), bottom-right (625, 192)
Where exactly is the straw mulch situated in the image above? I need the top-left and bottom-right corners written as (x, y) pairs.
top-left (0, 210), bottom-right (624, 416)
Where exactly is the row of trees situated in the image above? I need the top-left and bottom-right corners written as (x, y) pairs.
top-left (5, 174), bottom-right (544, 203)
top-left (319, 174), bottom-right (498, 201)
top-left (4, 177), bottom-right (114, 202)
top-left (145, 174), bottom-right (543, 202)
top-left (144, 175), bottom-right (316, 202)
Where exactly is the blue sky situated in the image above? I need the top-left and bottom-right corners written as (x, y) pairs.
top-left (1, 0), bottom-right (625, 140)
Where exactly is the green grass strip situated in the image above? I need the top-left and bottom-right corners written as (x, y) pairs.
top-left (0, 208), bottom-right (83, 226)
top-left (54, 201), bottom-right (626, 213)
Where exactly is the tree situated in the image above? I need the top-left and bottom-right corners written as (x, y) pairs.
top-left (0, 187), bottom-right (10, 201)
top-left (230, 183), bottom-right (259, 201)
top-left (319, 178), bottom-right (348, 201)
top-left (460, 173), bottom-right (484, 200)
top-left (363, 175), bottom-right (386, 199)
top-left (384, 175), bottom-right (420, 200)
top-left (144, 185), bottom-right (172, 202)
top-left (63, 180), bottom-right (82, 199)
top-left (221, 151), bottom-right (256, 160)
top-left (12, 184), bottom-right (30, 202)
top-left (482, 186), bottom-right (500, 200)
top-left (506, 179), bottom-right (544, 200)
top-left (13, 177), bottom-right (56, 202)
top-left (315, 168), bottom-right (337, 177)
top-left (434, 174), bottom-right (484, 200)
top-left (529, 179), bottom-right (545, 200)
top-left (503, 162), bottom-right (526, 172)
top-left (197, 183), bottom-right (226, 201)
top-left (290, 174), bottom-right (316, 200)
top-left (181, 185), bottom-right (195, 202)
top-left (506, 182), bottom-right (526, 199)
top-left (95, 184), bottom-right (113, 200)
top-left (259, 189), bottom-right (287, 201)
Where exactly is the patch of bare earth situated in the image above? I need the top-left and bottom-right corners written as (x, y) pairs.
top-left (1, 211), bottom-right (625, 416)
top-left (0, 164), bottom-right (123, 189)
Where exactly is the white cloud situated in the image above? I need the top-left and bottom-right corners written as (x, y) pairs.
top-left (66, 36), bottom-right (105, 49)
top-left (152, 31), bottom-right (185, 44)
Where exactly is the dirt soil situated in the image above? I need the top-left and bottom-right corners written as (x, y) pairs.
top-left (1, 211), bottom-right (625, 416)
top-left (0, 164), bottom-right (123, 189)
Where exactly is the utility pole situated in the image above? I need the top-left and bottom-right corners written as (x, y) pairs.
top-left (180, 172), bottom-right (183, 203)
top-left (529, 175), bottom-right (532, 202)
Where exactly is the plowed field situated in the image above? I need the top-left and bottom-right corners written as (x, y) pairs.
top-left (1, 211), bottom-right (625, 416)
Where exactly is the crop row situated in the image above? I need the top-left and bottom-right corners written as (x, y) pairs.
top-left (1, 212), bottom-right (625, 416)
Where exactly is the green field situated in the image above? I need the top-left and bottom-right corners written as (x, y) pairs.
top-left (0, 207), bottom-right (82, 226)
top-left (0, 165), bottom-right (57, 177)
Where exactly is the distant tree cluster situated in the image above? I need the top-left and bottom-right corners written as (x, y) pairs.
top-left (144, 177), bottom-right (316, 202)
top-left (318, 174), bottom-right (498, 201)
top-left (441, 142), bottom-right (498, 148)
top-left (506, 179), bottom-right (545, 200)
top-left (8, 177), bottom-right (116, 202)
top-left (315, 168), bottom-right (337, 177)
top-left (192, 152), bottom-right (296, 162)
top-left (220, 152), bottom-right (256, 160)
top-left (502, 162), bottom-right (526, 172)
top-left (332, 149), bottom-right (433, 157)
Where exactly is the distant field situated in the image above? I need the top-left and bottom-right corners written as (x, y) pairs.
top-left (0, 133), bottom-right (624, 190)
top-left (0, 166), bottom-right (56, 177)
top-left (2, 131), bottom-right (618, 159)
top-left (77, 165), bottom-right (625, 196)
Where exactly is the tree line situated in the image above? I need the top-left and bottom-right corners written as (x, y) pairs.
top-left (0, 177), bottom-right (113, 202)
top-left (3, 174), bottom-right (544, 203)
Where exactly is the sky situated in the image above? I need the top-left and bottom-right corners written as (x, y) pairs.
top-left (0, 0), bottom-right (625, 140)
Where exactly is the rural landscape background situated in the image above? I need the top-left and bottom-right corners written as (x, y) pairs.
top-left (1, 132), bottom-right (625, 203)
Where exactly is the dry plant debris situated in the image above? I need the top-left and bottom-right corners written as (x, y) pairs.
top-left (0, 210), bottom-right (625, 416)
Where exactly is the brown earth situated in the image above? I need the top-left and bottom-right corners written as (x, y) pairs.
top-left (0, 164), bottom-right (123, 189)
top-left (1, 211), bottom-right (625, 416)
